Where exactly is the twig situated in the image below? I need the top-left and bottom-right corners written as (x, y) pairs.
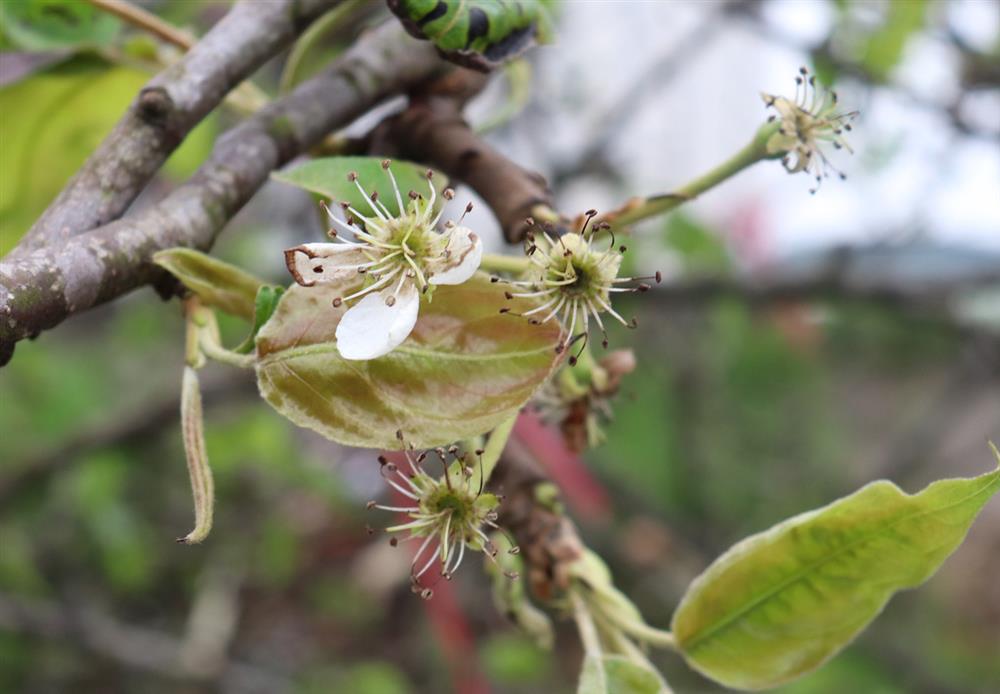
top-left (492, 436), bottom-right (585, 602)
top-left (87, 0), bottom-right (194, 50)
top-left (369, 70), bottom-right (555, 243)
top-left (646, 255), bottom-right (1000, 312)
top-left (597, 122), bottom-right (777, 229)
top-left (0, 21), bottom-right (443, 366)
top-left (14, 0), bottom-right (342, 255)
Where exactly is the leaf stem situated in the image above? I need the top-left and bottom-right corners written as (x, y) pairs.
top-left (599, 121), bottom-right (781, 228)
top-left (87, 0), bottom-right (269, 113)
top-left (478, 413), bottom-right (519, 487)
top-left (199, 334), bottom-right (256, 369)
top-left (87, 0), bottom-right (193, 49)
top-left (571, 589), bottom-right (604, 657)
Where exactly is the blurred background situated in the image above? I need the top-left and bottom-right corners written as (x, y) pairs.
top-left (1, 1), bottom-right (998, 692)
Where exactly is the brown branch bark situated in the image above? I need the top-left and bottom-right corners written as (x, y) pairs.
top-left (15, 0), bottom-right (342, 254)
top-left (370, 70), bottom-right (554, 243)
top-left (0, 21), bottom-right (443, 366)
top-left (493, 438), bottom-right (585, 602)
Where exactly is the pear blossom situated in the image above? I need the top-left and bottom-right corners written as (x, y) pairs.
top-left (366, 432), bottom-right (518, 599)
top-left (762, 66), bottom-right (858, 193)
top-left (284, 161), bottom-right (482, 360)
top-left (497, 212), bottom-right (660, 364)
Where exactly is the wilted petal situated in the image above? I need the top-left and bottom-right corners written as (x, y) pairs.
top-left (428, 227), bottom-right (482, 285)
top-left (284, 243), bottom-right (371, 286)
top-left (335, 282), bottom-right (420, 360)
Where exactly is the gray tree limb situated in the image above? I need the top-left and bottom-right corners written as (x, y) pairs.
top-left (16, 0), bottom-right (342, 253)
top-left (0, 21), bottom-right (443, 366)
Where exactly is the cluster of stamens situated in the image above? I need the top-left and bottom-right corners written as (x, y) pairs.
top-left (366, 431), bottom-right (519, 600)
top-left (291, 161), bottom-right (475, 308)
top-left (495, 211), bottom-right (660, 365)
top-left (762, 67), bottom-right (858, 194)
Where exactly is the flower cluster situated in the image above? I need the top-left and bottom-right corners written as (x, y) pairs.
top-left (367, 432), bottom-right (518, 599)
top-left (498, 211), bottom-right (660, 364)
top-left (532, 348), bottom-right (636, 452)
top-left (762, 66), bottom-right (858, 193)
top-left (284, 161), bottom-right (482, 360)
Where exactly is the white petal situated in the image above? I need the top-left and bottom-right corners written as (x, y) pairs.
top-left (428, 227), bottom-right (482, 285)
top-left (335, 282), bottom-right (419, 360)
top-left (284, 243), bottom-right (371, 286)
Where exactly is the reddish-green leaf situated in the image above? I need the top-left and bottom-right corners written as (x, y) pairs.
top-left (255, 273), bottom-right (561, 448)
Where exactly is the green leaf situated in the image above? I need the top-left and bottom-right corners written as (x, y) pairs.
top-left (152, 248), bottom-right (265, 321)
top-left (672, 449), bottom-right (1000, 691)
top-left (272, 156), bottom-right (448, 219)
top-left (1, 0), bottom-right (120, 50)
top-left (578, 655), bottom-right (663, 694)
top-left (255, 273), bottom-right (561, 449)
top-left (234, 286), bottom-right (286, 354)
top-left (387, 0), bottom-right (553, 71)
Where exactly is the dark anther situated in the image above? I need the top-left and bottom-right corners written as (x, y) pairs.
top-left (347, 171), bottom-right (358, 181)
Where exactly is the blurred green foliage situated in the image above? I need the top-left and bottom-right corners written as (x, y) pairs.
top-left (0, 55), bottom-right (216, 253)
top-left (1, 1), bottom-right (998, 692)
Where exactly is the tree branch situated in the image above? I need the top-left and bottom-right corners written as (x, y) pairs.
top-left (648, 249), bottom-right (1000, 312)
top-left (15, 0), bottom-right (342, 254)
top-left (493, 437), bottom-right (585, 602)
top-left (370, 70), bottom-right (555, 243)
top-left (0, 21), bottom-right (443, 366)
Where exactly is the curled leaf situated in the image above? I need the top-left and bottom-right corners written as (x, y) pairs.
top-left (153, 248), bottom-right (264, 321)
top-left (178, 366), bottom-right (214, 544)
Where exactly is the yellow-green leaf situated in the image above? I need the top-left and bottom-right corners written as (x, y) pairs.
top-left (254, 273), bottom-right (561, 448)
top-left (153, 248), bottom-right (264, 321)
top-left (672, 448), bottom-right (1000, 691)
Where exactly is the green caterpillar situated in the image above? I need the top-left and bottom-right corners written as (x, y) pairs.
top-left (387, 0), bottom-right (552, 72)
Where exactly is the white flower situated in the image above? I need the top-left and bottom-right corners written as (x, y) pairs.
top-left (762, 66), bottom-right (858, 193)
top-left (284, 161), bottom-right (482, 360)
top-left (497, 212), bottom-right (659, 364)
top-left (366, 432), bottom-right (518, 599)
